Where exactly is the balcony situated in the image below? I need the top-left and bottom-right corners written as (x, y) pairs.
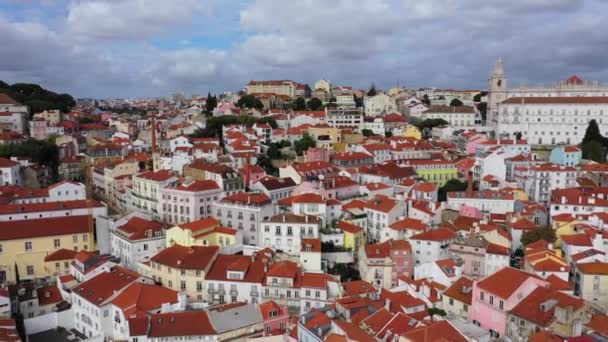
top-left (208, 288), bottom-right (218, 295)
top-left (250, 290), bottom-right (259, 297)
top-left (230, 289), bottom-right (238, 296)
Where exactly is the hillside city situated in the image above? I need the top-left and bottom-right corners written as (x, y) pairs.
top-left (2, 59), bottom-right (608, 342)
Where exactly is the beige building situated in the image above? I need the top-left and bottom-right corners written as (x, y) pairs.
top-left (574, 262), bottom-right (608, 311)
top-left (146, 244), bottom-right (219, 302)
top-left (246, 80), bottom-right (306, 98)
top-left (441, 277), bottom-right (473, 320)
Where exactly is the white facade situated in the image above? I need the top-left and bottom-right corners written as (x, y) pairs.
top-left (326, 108), bottom-right (363, 127)
top-left (261, 214), bottom-right (321, 256)
top-left (364, 94), bottom-right (397, 116)
top-left (211, 198), bottom-right (275, 246)
top-left (410, 235), bottom-right (454, 265)
top-left (131, 171), bottom-right (177, 221)
top-left (159, 180), bottom-right (223, 225)
top-left (0, 160), bottom-right (21, 186)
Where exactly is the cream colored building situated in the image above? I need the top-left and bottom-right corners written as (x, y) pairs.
top-left (33, 110), bottom-right (61, 125)
top-left (574, 262), bottom-right (608, 311)
top-left (131, 170), bottom-right (177, 220)
top-left (165, 217), bottom-right (241, 253)
top-left (0, 215), bottom-right (94, 283)
top-left (314, 79), bottom-right (331, 93)
top-left (146, 244), bottom-right (219, 302)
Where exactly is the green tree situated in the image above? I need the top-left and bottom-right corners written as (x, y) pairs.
top-left (307, 98), bottom-right (323, 110)
top-left (266, 144), bottom-right (282, 159)
top-left (0, 139), bottom-right (60, 181)
top-left (361, 129), bottom-right (375, 137)
top-left (205, 93), bottom-right (218, 116)
top-left (256, 117), bottom-right (278, 129)
top-left (0, 82), bottom-right (75, 115)
top-left (256, 155), bottom-right (278, 176)
top-left (521, 227), bottom-right (556, 246)
top-left (79, 116), bottom-right (95, 124)
top-left (449, 98), bottom-right (464, 106)
top-left (428, 308), bottom-right (447, 318)
top-left (582, 140), bottom-right (607, 163)
top-left (354, 95), bottom-right (364, 108)
top-left (237, 95), bottom-right (264, 109)
top-left (438, 179), bottom-right (468, 202)
top-left (421, 94), bottom-right (431, 106)
top-left (583, 119), bottom-right (605, 144)
top-left (367, 84), bottom-right (377, 97)
top-left (292, 97), bottom-right (306, 110)
top-left (294, 133), bottom-right (316, 156)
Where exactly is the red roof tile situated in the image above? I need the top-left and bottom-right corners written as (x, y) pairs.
top-left (112, 282), bottom-right (178, 316)
top-left (477, 267), bottom-right (544, 299)
top-left (44, 248), bottom-right (78, 262)
top-left (410, 228), bottom-right (456, 241)
top-left (0, 215), bottom-right (91, 241)
top-left (73, 266), bottom-right (140, 307)
top-left (150, 245), bottom-right (219, 270)
top-left (148, 311), bottom-right (216, 337)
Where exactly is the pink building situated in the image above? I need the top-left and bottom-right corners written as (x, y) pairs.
top-left (466, 136), bottom-right (486, 155)
top-left (260, 300), bottom-right (289, 336)
top-left (239, 164), bottom-right (267, 185)
top-left (306, 147), bottom-right (330, 162)
top-left (459, 204), bottom-right (483, 219)
top-left (293, 175), bottom-right (359, 200)
top-left (471, 267), bottom-right (548, 338)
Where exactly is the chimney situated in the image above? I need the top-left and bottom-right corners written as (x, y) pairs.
top-left (385, 298), bottom-right (391, 311)
top-left (151, 114), bottom-right (157, 153)
top-left (466, 171), bottom-right (473, 196)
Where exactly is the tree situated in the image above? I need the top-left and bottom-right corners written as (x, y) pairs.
top-left (256, 155), bottom-right (278, 176)
top-left (449, 98), bottom-right (464, 106)
top-left (361, 129), bottom-right (375, 137)
top-left (0, 139), bottom-right (60, 181)
top-left (583, 119), bottom-right (606, 145)
top-left (205, 93), bottom-right (218, 116)
top-left (367, 84), bottom-right (377, 97)
top-left (0, 81), bottom-right (75, 115)
top-left (256, 117), bottom-right (277, 129)
top-left (354, 95), bottom-right (364, 108)
top-left (473, 91), bottom-right (488, 102)
top-left (438, 179), bottom-right (468, 202)
top-left (428, 308), bottom-right (447, 318)
top-left (294, 133), bottom-right (316, 156)
top-left (292, 97), bottom-right (306, 110)
top-left (79, 116), bottom-right (95, 124)
top-left (421, 94), bottom-right (431, 106)
top-left (521, 227), bottom-right (556, 246)
top-left (582, 140), bottom-right (607, 163)
top-left (308, 98), bottom-right (323, 110)
top-left (237, 95), bottom-right (264, 109)
top-left (266, 144), bottom-right (282, 159)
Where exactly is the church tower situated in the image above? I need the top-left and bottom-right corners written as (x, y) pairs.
top-left (487, 58), bottom-right (508, 128)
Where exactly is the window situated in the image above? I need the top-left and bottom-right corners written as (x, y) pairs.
top-left (73, 235), bottom-right (78, 243)
top-left (83, 235), bottom-right (88, 242)
top-left (25, 241), bottom-right (32, 252)
top-left (449, 298), bottom-right (454, 306)
top-left (26, 265), bottom-right (34, 275)
top-left (480, 291), bottom-right (484, 301)
top-left (499, 300), bottom-right (504, 310)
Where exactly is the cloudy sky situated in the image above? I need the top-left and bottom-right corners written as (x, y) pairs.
top-left (1, 0), bottom-right (606, 99)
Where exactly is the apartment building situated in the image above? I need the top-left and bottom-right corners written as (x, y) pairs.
top-left (261, 213), bottom-right (321, 256)
top-left (159, 178), bottom-right (223, 225)
top-left (212, 192), bottom-right (274, 245)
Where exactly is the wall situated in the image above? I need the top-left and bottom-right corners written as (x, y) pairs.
top-left (24, 309), bottom-right (74, 336)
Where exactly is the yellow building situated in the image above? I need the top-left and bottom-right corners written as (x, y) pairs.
top-left (337, 220), bottom-right (364, 251)
top-left (43, 248), bottom-right (77, 278)
top-left (402, 125), bottom-right (422, 140)
top-left (308, 126), bottom-right (342, 151)
top-left (165, 217), bottom-right (239, 249)
top-left (0, 215), bottom-right (94, 283)
top-left (553, 214), bottom-right (578, 247)
top-left (147, 244), bottom-right (219, 302)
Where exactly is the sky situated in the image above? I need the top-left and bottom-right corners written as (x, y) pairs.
top-left (1, 0), bottom-right (607, 99)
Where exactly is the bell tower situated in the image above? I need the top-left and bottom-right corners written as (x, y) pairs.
top-left (487, 58), bottom-right (508, 128)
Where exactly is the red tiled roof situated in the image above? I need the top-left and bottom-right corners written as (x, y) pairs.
top-left (73, 266), bottom-right (140, 307)
top-left (150, 245), bottom-right (219, 270)
top-left (137, 170), bottom-right (175, 182)
top-left (337, 220), bottom-right (363, 234)
top-left (443, 277), bottom-right (473, 305)
top-left (577, 261), bottom-right (608, 275)
top-left (178, 217), bottom-right (220, 232)
top-left (117, 217), bottom-right (164, 241)
top-left (389, 217), bottom-right (427, 232)
top-left (148, 311), bottom-right (216, 337)
top-left (301, 238), bottom-right (321, 253)
top-left (360, 308), bottom-right (394, 335)
top-left (172, 179), bottom-right (220, 192)
top-left (342, 280), bottom-right (376, 297)
top-left (266, 260), bottom-right (300, 280)
top-left (221, 192), bottom-right (271, 206)
top-left (410, 228), bottom-right (456, 241)
top-left (364, 194), bottom-right (398, 213)
top-left (0, 157), bottom-right (19, 168)
top-left (561, 234), bottom-right (592, 247)
top-left (477, 267), bottom-right (544, 299)
top-left (0, 215), bottom-right (91, 241)
top-left (546, 274), bottom-right (573, 291)
top-left (0, 199), bottom-right (103, 215)
top-left (205, 254), bottom-right (266, 283)
top-left (510, 286), bottom-right (584, 326)
top-left (586, 314), bottom-right (608, 338)
top-left (37, 285), bottom-right (63, 306)
top-left (44, 248), bottom-right (78, 262)
top-left (112, 282), bottom-right (178, 316)
top-left (401, 320), bottom-right (466, 342)
top-left (301, 272), bottom-right (336, 289)
top-left (486, 242), bottom-right (510, 256)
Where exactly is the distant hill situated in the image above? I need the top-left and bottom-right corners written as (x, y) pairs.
top-left (0, 80), bottom-right (75, 115)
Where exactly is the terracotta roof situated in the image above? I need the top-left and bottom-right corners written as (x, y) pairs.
top-left (476, 267), bottom-right (544, 299)
top-left (0, 94), bottom-right (20, 105)
top-left (44, 248), bottom-right (78, 262)
top-left (112, 282), bottom-right (178, 316)
top-left (266, 260), bottom-right (300, 280)
top-left (278, 192), bottom-right (325, 206)
top-left (360, 308), bottom-right (394, 335)
top-left (486, 242), bottom-right (510, 256)
top-left (400, 320), bottom-right (466, 342)
top-left (0, 158), bottom-right (19, 168)
top-left (364, 194), bottom-right (398, 213)
top-left (410, 228), bottom-right (456, 241)
top-left (0, 199), bottom-right (103, 215)
top-left (546, 274), bottom-right (573, 291)
top-left (365, 239), bottom-right (411, 259)
top-left (443, 277), bottom-right (473, 305)
top-left (301, 238), bottom-right (321, 253)
top-left (148, 311), bottom-right (216, 337)
top-left (301, 272), bottom-right (336, 289)
top-left (255, 176), bottom-right (296, 190)
top-left (36, 285), bottom-right (63, 306)
top-left (389, 217), bottom-right (427, 232)
top-left (577, 261), bottom-right (608, 275)
top-left (503, 96), bottom-right (608, 104)
top-left (116, 216), bottom-right (164, 241)
top-left (221, 192), bottom-right (271, 206)
top-left (171, 179), bottom-right (220, 192)
top-left (510, 286), bottom-right (584, 326)
top-left (332, 319), bottom-right (375, 342)
top-left (561, 234), bottom-right (592, 247)
top-left (342, 280), bottom-right (376, 297)
top-left (205, 254), bottom-right (266, 283)
top-left (0, 215), bottom-right (91, 241)
top-left (265, 213), bottom-right (321, 224)
top-left (586, 314), bottom-right (608, 338)
top-left (337, 220), bottom-right (364, 234)
top-left (178, 217), bottom-right (220, 232)
top-left (136, 170), bottom-right (175, 182)
top-left (73, 266), bottom-right (140, 307)
top-left (150, 245), bottom-right (219, 270)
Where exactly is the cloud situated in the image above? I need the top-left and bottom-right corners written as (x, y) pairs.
top-left (67, 0), bottom-right (210, 40)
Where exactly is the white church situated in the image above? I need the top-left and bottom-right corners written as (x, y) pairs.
top-left (486, 59), bottom-right (608, 145)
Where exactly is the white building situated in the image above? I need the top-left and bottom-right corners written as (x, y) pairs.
top-left (524, 163), bottom-right (577, 205)
top-left (364, 93), bottom-right (397, 117)
top-left (261, 213), bottom-right (321, 256)
top-left (0, 94), bottom-right (27, 133)
top-left (446, 190), bottom-right (516, 215)
top-left (0, 157), bottom-right (21, 186)
top-left (422, 105), bottom-right (480, 127)
top-left (362, 194), bottom-right (405, 242)
top-left (487, 58), bottom-right (608, 128)
top-left (410, 228), bottom-right (457, 265)
top-left (110, 214), bottom-right (166, 269)
top-left (299, 272), bottom-right (340, 314)
top-left (131, 170), bottom-right (177, 220)
top-left (211, 192), bottom-right (274, 246)
top-left (496, 97), bottom-right (608, 145)
top-left (159, 178), bottom-right (223, 225)
top-left (250, 176), bottom-right (297, 202)
top-left (326, 108), bottom-right (364, 127)
top-left (205, 253), bottom-right (267, 305)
